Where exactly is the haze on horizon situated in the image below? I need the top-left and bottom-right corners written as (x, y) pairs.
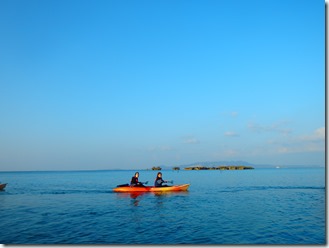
top-left (0, 0), bottom-right (325, 171)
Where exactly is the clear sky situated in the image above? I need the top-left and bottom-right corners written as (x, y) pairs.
top-left (0, 0), bottom-right (325, 171)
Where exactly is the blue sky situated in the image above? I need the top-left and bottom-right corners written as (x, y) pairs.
top-left (0, 0), bottom-right (325, 171)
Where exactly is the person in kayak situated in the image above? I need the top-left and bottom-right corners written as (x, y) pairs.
top-left (130, 172), bottom-right (147, 187)
top-left (154, 172), bottom-right (169, 187)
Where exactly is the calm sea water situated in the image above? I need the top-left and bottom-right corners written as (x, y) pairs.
top-left (0, 168), bottom-right (325, 244)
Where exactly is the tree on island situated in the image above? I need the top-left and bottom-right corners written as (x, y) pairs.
top-left (173, 166), bottom-right (180, 170)
top-left (152, 166), bottom-right (162, 170)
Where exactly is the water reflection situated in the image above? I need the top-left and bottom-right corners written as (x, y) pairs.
top-left (116, 192), bottom-right (147, 199)
top-left (116, 191), bottom-right (189, 199)
top-left (116, 191), bottom-right (189, 206)
top-left (153, 191), bottom-right (189, 197)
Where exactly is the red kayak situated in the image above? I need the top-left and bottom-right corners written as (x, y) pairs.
top-left (113, 184), bottom-right (190, 193)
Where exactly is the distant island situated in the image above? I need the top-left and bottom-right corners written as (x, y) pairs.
top-left (182, 161), bottom-right (254, 170)
top-left (149, 161), bottom-right (254, 171)
top-left (147, 160), bottom-right (323, 171)
top-left (149, 166), bottom-right (180, 170)
top-left (181, 160), bottom-right (255, 167)
top-left (184, 166), bottom-right (254, 170)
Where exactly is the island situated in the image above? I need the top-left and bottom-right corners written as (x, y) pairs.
top-left (184, 166), bottom-right (254, 170)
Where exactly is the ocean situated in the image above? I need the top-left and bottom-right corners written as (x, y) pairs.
top-left (0, 168), bottom-right (325, 245)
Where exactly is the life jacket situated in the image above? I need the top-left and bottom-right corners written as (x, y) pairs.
top-left (154, 177), bottom-right (164, 187)
top-left (131, 176), bottom-right (138, 185)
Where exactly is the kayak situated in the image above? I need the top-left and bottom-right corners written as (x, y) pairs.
top-left (113, 184), bottom-right (190, 193)
top-left (0, 183), bottom-right (7, 190)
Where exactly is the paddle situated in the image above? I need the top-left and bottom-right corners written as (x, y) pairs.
top-left (117, 181), bottom-right (148, 187)
top-left (165, 180), bottom-right (174, 184)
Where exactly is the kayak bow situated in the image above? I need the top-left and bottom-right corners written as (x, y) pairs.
top-left (0, 183), bottom-right (7, 190)
top-left (113, 184), bottom-right (190, 193)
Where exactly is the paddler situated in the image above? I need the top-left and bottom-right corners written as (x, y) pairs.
top-left (130, 172), bottom-right (147, 187)
top-left (154, 172), bottom-right (169, 187)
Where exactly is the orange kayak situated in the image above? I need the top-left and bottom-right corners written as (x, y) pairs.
top-left (113, 184), bottom-right (190, 193)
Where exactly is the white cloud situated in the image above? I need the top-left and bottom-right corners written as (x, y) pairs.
top-left (182, 136), bottom-right (200, 144)
top-left (248, 121), bottom-right (292, 135)
top-left (224, 131), bottom-right (239, 137)
top-left (273, 127), bottom-right (325, 154)
top-left (300, 127), bottom-right (325, 141)
top-left (277, 143), bottom-right (324, 154)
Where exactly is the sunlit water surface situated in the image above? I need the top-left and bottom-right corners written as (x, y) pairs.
top-left (0, 168), bottom-right (325, 244)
